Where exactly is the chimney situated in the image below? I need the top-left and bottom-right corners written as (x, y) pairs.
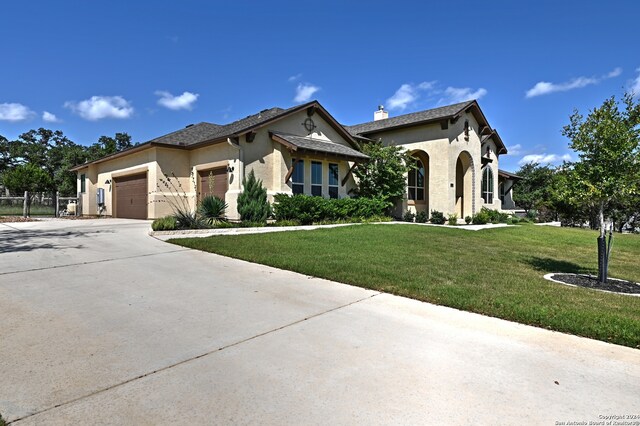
top-left (374, 105), bottom-right (388, 121)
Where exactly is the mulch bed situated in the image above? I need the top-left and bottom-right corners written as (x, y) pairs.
top-left (0, 216), bottom-right (39, 223)
top-left (550, 273), bottom-right (640, 295)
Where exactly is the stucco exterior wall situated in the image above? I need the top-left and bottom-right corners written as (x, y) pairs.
top-left (367, 110), bottom-right (485, 219)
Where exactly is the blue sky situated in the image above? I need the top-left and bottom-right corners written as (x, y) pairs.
top-left (1, 0), bottom-right (639, 172)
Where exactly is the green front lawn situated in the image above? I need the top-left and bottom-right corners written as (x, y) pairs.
top-left (170, 224), bottom-right (640, 348)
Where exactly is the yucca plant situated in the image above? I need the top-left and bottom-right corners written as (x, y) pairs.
top-left (198, 195), bottom-right (227, 225)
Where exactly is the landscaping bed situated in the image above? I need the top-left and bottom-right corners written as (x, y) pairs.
top-left (169, 223), bottom-right (640, 348)
top-left (547, 273), bottom-right (640, 295)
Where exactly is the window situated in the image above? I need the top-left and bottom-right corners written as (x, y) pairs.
top-left (482, 167), bottom-right (494, 204)
top-left (328, 163), bottom-right (339, 199)
top-left (292, 159), bottom-right (304, 195)
top-left (80, 174), bottom-right (86, 193)
top-left (407, 158), bottom-right (425, 201)
top-left (311, 161), bottom-right (322, 196)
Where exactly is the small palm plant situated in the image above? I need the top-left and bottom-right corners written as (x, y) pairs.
top-left (197, 195), bottom-right (227, 226)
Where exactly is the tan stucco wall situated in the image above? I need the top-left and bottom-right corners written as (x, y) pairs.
top-left (368, 110), bottom-right (487, 219)
top-left (76, 109), bottom-right (360, 220)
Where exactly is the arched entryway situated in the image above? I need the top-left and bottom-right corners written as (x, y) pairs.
top-left (455, 151), bottom-right (474, 218)
top-left (407, 151), bottom-right (429, 213)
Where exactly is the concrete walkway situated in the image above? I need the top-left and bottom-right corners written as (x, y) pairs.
top-left (1, 219), bottom-right (638, 425)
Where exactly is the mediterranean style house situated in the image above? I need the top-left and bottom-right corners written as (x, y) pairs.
top-left (71, 100), bottom-right (520, 220)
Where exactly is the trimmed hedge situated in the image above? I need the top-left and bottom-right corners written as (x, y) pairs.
top-left (151, 216), bottom-right (178, 231)
top-left (273, 194), bottom-right (389, 225)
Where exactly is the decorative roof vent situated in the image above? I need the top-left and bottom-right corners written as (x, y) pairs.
top-left (185, 124), bottom-right (194, 128)
top-left (374, 105), bottom-right (388, 121)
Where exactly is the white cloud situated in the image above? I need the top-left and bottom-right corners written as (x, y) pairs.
top-left (525, 67), bottom-right (622, 98)
top-left (631, 68), bottom-right (640, 98)
top-left (288, 73), bottom-right (302, 82)
top-left (439, 86), bottom-right (487, 104)
top-left (607, 67), bottom-right (623, 78)
top-left (0, 102), bottom-right (35, 121)
top-left (506, 144), bottom-right (522, 155)
top-left (386, 81), bottom-right (437, 111)
top-left (155, 91), bottom-right (199, 110)
top-left (294, 83), bottom-right (320, 103)
top-left (518, 153), bottom-right (571, 165)
top-left (42, 111), bottom-right (60, 123)
top-left (65, 96), bottom-right (134, 120)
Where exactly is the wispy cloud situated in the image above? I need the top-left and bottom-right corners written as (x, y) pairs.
top-left (439, 86), bottom-right (487, 105)
top-left (386, 81), bottom-right (485, 111)
top-left (65, 96), bottom-right (134, 120)
top-left (294, 83), bottom-right (320, 103)
top-left (42, 111), bottom-right (61, 123)
top-left (525, 67), bottom-right (622, 98)
top-left (155, 91), bottom-right (199, 110)
top-left (506, 144), bottom-right (522, 156)
top-left (288, 73), bottom-right (302, 82)
top-left (518, 153), bottom-right (571, 165)
top-left (0, 102), bottom-right (35, 121)
top-left (631, 68), bottom-right (640, 98)
top-left (386, 81), bottom-right (437, 111)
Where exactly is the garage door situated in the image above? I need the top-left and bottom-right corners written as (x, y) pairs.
top-left (114, 173), bottom-right (148, 219)
top-left (198, 167), bottom-right (228, 201)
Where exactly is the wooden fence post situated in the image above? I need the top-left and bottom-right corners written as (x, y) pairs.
top-left (54, 191), bottom-right (60, 217)
top-left (23, 191), bottom-right (28, 218)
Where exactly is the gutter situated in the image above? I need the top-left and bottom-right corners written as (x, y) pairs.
top-left (227, 137), bottom-right (244, 183)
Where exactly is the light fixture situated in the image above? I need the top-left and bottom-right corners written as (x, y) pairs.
top-left (105, 179), bottom-right (111, 184)
top-left (227, 166), bottom-right (235, 173)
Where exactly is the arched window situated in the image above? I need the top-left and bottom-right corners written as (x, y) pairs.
top-left (408, 158), bottom-right (425, 201)
top-left (482, 167), bottom-right (494, 204)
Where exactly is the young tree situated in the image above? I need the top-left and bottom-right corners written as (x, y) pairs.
top-left (562, 92), bottom-right (640, 282)
top-left (2, 163), bottom-right (53, 194)
top-left (237, 169), bottom-right (271, 224)
top-left (352, 140), bottom-right (413, 207)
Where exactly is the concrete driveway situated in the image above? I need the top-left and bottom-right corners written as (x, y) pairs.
top-left (1, 219), bottom-right (638, 425)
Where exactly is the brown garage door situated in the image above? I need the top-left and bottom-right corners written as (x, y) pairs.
top-left (198, 167), bottom-right (228, 201)
top-left (114, 173), bottom-right (148, 219)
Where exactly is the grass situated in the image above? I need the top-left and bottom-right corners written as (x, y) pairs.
top-left (0, 204), bottom-right (54, 216)
top-left (169, 223), bottom-right (640, 349)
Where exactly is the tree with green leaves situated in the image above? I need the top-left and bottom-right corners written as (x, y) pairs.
top-left (562, 92), bottom-right (640, 282)
top-left (3, 163), bottom-right (53, 194)
top-left (352, 140), bottom-right (413, 208)
top-left (513, 162), bottom-right (556, 215)
top-left (237, 169), bottom-right (271, 224)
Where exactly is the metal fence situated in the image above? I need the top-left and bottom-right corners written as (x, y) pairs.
top-left (0, 191), bottom-right (81, 217)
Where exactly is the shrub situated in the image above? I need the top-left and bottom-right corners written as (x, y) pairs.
top-left (273, 194), bottom-right (388, 225)
top-left (447, 213), bottom-right (458, 225)
top-left (174, 210), bottom-right (209, 229)
top-left (271, 219), bottom-right (302, 227)
top-left (472, 210), bottom-right (489, 224)
top-left (464, 215), bottom-right (472, 224)
top-left (415, 211), bottom-right (428, 223)
top-left (430, 210), bottom-right (446, 225)
top-left (481, 207), bottom-right (510, 224)
top-left (197, 195), bottom-right (227, 225)
top-left (403, 210), bottom-right (415, 222)
top-left (237, 170), bottom-right (271, 224)
top-left (151, 216), bottom-right (178, 231)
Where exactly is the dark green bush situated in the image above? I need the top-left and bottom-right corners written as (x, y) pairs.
top-left (415, 211), bottom-right (428, 223)
top-left (272, 194), bottom-right (388, 225)
top-left (430, 210), bottom-right (446, 225)
top-left (472, 210), bottom-right (490, 224)
top-left (481, 207), bottom-right (510, 224)
top-left (152, 216), bottom-right (178, 231)
top-left (197, 195), bottom-right (227, 225)
top-left (464, 215), bottom-right (472, 224)
top-left (238, 170), bottom-right (271, 224)
top-left (403, 210), bottom-right (416, 222)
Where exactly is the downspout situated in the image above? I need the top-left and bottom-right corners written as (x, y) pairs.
top-left (227, 137), bottom-right (244, 186)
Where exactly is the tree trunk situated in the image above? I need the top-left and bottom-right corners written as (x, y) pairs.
top-left (597, 201), bottom-right (607, 283)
